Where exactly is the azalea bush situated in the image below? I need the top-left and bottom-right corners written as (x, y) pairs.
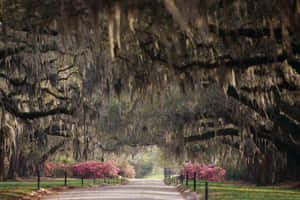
top-left (44, 160), bottom-right (136, 179)
top-left (119, 163), bottom-right (136, 178)
top-left (179, 162), bottom-right (226, 182)
top-left (44, 162), bottom-right (71, 177)
top-left (44, 162), bottom-right (56, 177)
top-left (72, 161), bottom-right (101, 178)
top-left (71, 160), bottom-right (120, 178)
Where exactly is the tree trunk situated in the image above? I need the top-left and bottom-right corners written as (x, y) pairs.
top-left (16, 152), bottom-right (30, 177)
top-left (7, 151), bottom-right (17, 179)
top-left (257, 154), bottom-right (271, 186)
top-left (248, 153), bottom-right (272, 186)
top-left (0, 146), bottom-right (4, 181)
top-left (285, 153), bottom-right (300, 180)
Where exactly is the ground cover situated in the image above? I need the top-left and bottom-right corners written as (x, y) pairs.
top-left (0, 178), bottom-right (116, 200)
top-left (143, 174), bottom-right (164, 179)
top-left (181, 181), bottom-right (300, 200)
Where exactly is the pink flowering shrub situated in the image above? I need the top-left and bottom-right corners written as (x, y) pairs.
top-left (44, 162), bottom-right (56, 177)
top-left (119, 163), bottom-right (136, 178)
top-left (44, 160), bottom-right (120, 178)
top-left (180, 162), bottom-right (226, 182)
top-left (72, 160), bottom-right (119, 178)
top-left (56, 163), bottom-right (71, 176)
top-left (44, 162), bottom-right (71, 177)
top-left (72, 161), bottom-right (101, 178)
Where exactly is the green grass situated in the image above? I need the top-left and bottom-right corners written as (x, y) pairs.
top-left (143, 174), bottom-right (164, 179)
top-left (0, 178), bottom-right (121, 200)
top-left (168, 179), bottom-right (300, 200)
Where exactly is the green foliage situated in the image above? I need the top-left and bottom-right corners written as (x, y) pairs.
top-left (134, 161), bottom-right (153, 178)
top-left (174, 181), bottom-right (300, 200)
top-left (130, 147), bottom-right (164, 178)
top-left (0, 0), bottom-right (299, 186)
top-left (0, 178), bottom-right (116, 199)
top-left (144, 173), bottom-right (164, 179)
top-left (224, 165), bottom-right (249, 181)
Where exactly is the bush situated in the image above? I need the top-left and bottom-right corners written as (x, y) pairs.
top-left (44, 160), bottom-right (120, 178)
top-left (119, 163), bottom-right (136, 178)
top-left (179, 162), bottom-right (226, 182)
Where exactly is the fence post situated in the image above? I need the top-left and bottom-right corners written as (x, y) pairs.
top-left (93, 173), bottom-right (96, 185)
top-left (104, 174), bottom-right (106, 183)
top-left (81, 176), bottom-right (84, 186)
top-left (193, 172), bottom-right (196, 192)
top-left (205, 181), bottom-right (208, 200)
top-left (64, 171), bottom-right (67, 186)
top-left (37, 169), bottom-right (40, 190)
top-left (186, 171), bottom-right (189, 186)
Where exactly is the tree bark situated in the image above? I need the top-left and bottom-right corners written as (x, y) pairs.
top-left (7, 150), bottom-right (17, 179)
top-left (0, 145), bottom-right (4, 181)
top-left (184, 128), bottom-right (238, 143)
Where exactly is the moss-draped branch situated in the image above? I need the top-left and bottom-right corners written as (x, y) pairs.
top-left (184, 128), bottom-right (239, 143)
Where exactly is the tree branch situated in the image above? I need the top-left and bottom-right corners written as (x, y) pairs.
top-left (41, 88), bottom-right (70, 101)
top-left (0, 73), bottom-right (28, 87)
top-left (175, 53), bottom-right (300, 73)
top-left (184, 128), bottom-right (239, 143)
top-left (57, 65), bottom-right (76, 74)
top-left (209, 25), bottom-right (282, 41)
top-left (1, 97), bottom-right (73, 120)
top-left (38, 140), bottom-right (65, 165)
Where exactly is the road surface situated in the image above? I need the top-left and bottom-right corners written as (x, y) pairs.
top-left (43, 179), bottom-right (184, 200)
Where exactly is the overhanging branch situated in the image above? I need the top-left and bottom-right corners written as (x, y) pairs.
top-left (1, 98), bottom-right (73, 120)
top-left (38, 140), bottom-right (65, 165)
top-left (184, 128), bottom-right (239, 143)
top-left (9, 106), bottom-right (73, 120)
top-left (175, 53), bottom-right (300, 73)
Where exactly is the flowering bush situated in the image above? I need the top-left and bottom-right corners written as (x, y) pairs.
top-left (44, 160), bottom-right (120, 178)
top-left (44, 162), bottom-right (56, 177)
top-left (119, 163), bottom-right (136, 178)
top-left (44, 162), bottom-right (71, 177)
top-left (179, 162), bottom-right (226, 182)
top-left (72, 160), bottom-right (120, 178)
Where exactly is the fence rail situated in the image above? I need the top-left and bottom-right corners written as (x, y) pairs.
top-left (165, 174), bottom-right (300, 200)
top-left (36, 173), bottom-right (126, 190)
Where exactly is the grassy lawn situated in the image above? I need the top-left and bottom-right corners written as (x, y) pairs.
top-left (0, 178), bottom-right (120, 200)
top-left (143, 174), bottom-right (164, 179)
top-left (169, 180), bottom-right (300, 200)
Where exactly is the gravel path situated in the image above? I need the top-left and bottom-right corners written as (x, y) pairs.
top-left (43, 179), bottom-right (184, 200)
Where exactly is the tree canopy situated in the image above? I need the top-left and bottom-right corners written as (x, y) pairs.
top-left (0, 0), bottom-right (299, 185)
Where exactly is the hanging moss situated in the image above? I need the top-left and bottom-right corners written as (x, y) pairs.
top-left (0, 0), bottom-right (299, 184)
